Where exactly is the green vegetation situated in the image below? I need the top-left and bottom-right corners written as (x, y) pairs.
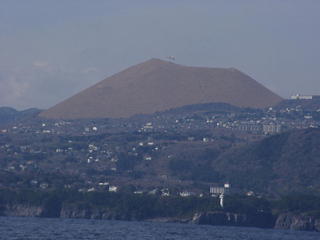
top-left (214, 128), bottom-right (320, 195)
top-left (1, 189), bottom-right (320, 221)
top-left (272, 194), bottom-right (320, 217)
top-left (0, 189), bottom-right (220, 219)
top-left (168, 146), bottom-right (223, 182)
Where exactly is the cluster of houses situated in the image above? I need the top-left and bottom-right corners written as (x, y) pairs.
top-left (0, 98), bottom-right (319, 196)
top-left (79, 182), bottom-right (238, 203)
top-left (1, 98), bottom-right (320, 138)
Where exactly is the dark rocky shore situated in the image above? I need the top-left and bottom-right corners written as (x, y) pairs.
top-left (1, 204), bottom-right (320, 232)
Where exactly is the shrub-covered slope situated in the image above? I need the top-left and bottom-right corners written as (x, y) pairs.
top-left (214, 128), bottom-right (320, 195)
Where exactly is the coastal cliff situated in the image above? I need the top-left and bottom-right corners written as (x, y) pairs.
top-left (275, 213), bottom-right (320, 232)
top-left (0, 202), bottom-right (320, 232)
top-left (0, 204), bottom-right (276, 228)
top-left (192, 212), bottom-right (320, 232)
top-left (191, 211), bottom-right (275, 228)
top-left (1, 204), bottom-right (44, 217)
top-left (59, 204), bottom-right (133, 220)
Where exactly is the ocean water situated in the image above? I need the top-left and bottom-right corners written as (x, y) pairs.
top-left (0, 217), bottom-right (319, 240)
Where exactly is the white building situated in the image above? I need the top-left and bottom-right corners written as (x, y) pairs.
top-left (263, 124), bottom-right (282, 135)
top-left (179, 191), bottom-right (195, 197)
top-left (109, 186), bottom-right (118, 192)
top-left (210, 183), bottom-right (231, 196)
top-left (291, 94), bottom-right (313, 100)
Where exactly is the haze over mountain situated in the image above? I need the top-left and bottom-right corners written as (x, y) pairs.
top-left (0, 107), bottom-right (41, 126)
top-left (40, 59), bottom-right (282, 119)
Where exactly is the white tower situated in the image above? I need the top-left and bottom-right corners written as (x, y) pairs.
top-left (219, 193), bottom-right (224, 208)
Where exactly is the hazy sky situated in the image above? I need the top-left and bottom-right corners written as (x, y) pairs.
top-left (1, 0), bottom-right (320, 109)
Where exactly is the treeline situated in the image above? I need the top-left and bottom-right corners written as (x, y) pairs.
top-left (272, 194), bottom-right (320, 217)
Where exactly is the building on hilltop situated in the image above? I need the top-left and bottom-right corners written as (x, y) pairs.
top-left (291, 94), bottom-right (320, 100)
top-left (210, 183), bottom-right (231, 197)
top-left (238, 122), bottom-right (263, 133)
top-left (263, 123), bottom-right (282, 135)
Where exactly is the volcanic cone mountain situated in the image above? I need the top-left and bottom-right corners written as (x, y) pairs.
top-left (40, 58), bottom-right (282, 119)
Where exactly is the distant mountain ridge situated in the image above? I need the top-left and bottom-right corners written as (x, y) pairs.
top-left (40, 58), bottom-right (282, 119)
top-left (161, 102), bottom-right (242, 115)
top-left (0, 107), bottom-right (41, 126)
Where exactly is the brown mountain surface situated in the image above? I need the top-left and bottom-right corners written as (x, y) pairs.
top-left (40, 58), bottom-right (282, 119)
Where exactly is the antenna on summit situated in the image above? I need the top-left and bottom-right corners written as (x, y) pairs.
top-left (166, 56), bottom-right (176, 61)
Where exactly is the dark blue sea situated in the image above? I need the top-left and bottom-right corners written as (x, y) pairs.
top-left (0, 217), bottom-right (319, 240)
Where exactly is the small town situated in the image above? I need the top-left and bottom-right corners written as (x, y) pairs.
top-left (2, 1), bottom-right (320, 237)
top-left (1, 96), bottom-right (319, 198)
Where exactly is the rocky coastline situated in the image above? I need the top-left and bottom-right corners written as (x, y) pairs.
top-left (274, 213), bottom-right (320, 232)
top-left (1, 204), bottom-right (320, 232)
